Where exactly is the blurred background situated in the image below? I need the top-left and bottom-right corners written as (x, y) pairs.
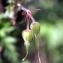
top-left (0, 0), bottom-right (63, 63)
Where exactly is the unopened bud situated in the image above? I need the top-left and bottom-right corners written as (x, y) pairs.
top-left (30, 22), bottom-right (40, 34)
top-left (22, 30), bottom-right (33, 43)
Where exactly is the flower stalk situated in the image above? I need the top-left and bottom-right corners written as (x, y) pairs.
top-left (17, 3), bottom-right (41, 63)
top-left (17, 3), bottom-right (40, 23)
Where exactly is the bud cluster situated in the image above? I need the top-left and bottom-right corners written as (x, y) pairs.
top-left (22, 22), bottom-right (40, 45)
top-left (16, 3), bottom-right (40, 45)
top-left (20, 4), bottom-right (40, 61)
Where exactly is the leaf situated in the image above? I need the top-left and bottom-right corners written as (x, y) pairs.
top-left (3, 36), bottom-right (17, 43)
top-left (4, 48), bottom-right (18, 63)
top-left (5, 43), bottom-right (16, 51)
top-left (0, 30), bottom-right (6, 37)
top-left (5, 27), bottom-right (15, 32)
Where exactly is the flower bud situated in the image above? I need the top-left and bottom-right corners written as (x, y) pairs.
top-left (22, 30), bottom-right (33, 61)
top-left (22, 30), bottom-right (33, 43)
top-left (30, 22), bottom-right (40, 34)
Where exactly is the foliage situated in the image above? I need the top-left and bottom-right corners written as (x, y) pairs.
top-left (0, 16), bottom-right (18, 63)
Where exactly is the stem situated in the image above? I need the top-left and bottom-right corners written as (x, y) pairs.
top-left (26, 16), bottom-right (30, 30)
top-left (17, 3), bottom-right (28, 12)
top-left (22, 45), bottom-right (29, 61)
top-left (35, 35), bottom-right (41, 63)
top-left (21, 6), bottom-right (29, 12)
top-left (28, 13), bottom-right (36, 23)
top-left (17, 3), bottom-right (36, 23)
top-left (21, 6), bottom-right (36, 23)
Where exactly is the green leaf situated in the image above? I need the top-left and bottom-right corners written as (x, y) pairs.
top-left (4, 27), bottom-right (15, 33)
top-left (3, 36), bottom-right (17, 43)
top-left (4, 48), bottom-right (18, 63)
top-left (5, 43), bottom-right (16, 51)
top-left (0, 30), bottom-right (6, 37)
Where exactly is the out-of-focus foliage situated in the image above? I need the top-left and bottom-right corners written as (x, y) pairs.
top-left (0, 15), bottom-right (18, 63)
top-left (0, 0), bottom-right (63, 63)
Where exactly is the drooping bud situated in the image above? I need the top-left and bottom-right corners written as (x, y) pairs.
top-left (22, 30), bottom-right (33, 61)
top-left (22, 30), bottom-right (33, 43)
top-left (30, 22), bottom-right (40, 35)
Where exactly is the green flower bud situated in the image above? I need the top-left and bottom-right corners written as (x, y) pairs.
top-left (30, 22), bottom-right (40, 34)
top-left (22, 30), bottom-right (33, 61)
top-left (22, 30), bottom-right (33, 43)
